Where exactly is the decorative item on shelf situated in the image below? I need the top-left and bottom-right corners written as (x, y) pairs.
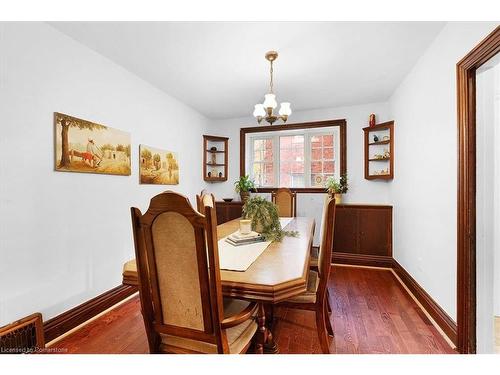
top-left (252, 51), bottom-right (292, 125)
top-left (211, 152), bottom-right (217, 164)
top-left (218, 172), bottom-right (223, 178)
top-left (374, 153), bottom-right (385, 159)
top-left (234, 175), bottom-right (256, 202)
top-left (382, 135), bottom-right (390, 141)
top-left (383, 149), bottom-right (390, 158)
top-left (242, 196), bottom-right (298, 241)
top-left (373, 135), bottom-right (379, 142)
top-left (207, 171), bottom-right (211, 178)
top-left (374, 168), bottom-right (390, 176)
top-left (325, 174), bottom-right (348, 204)
top-left (369, 113), bottom-right (376, 127)
top-left (210, 146), bottom-right (217, 152)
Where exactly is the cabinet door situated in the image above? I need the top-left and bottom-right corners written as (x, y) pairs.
top-left (216, 205), bottom-right (227, 225)
top-left (358, 208), bottom-right (392, 256)
top-left (333, 207), bottom-right (358, 253)
top-left (227, 205), bottom-right (243, 222)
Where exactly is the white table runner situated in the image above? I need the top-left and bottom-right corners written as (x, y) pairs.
top-left (218, 217), bottom-right (294, 272)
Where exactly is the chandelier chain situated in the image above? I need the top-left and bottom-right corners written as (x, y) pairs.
top-left (269, 60), bottom-right (274, 94)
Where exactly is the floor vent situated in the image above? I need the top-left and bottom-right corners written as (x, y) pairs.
top-left (0, 313), bottom-right (45, 354)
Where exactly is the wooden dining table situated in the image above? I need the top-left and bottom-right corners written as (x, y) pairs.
top-left (122, 216), bottom-right (315, 353)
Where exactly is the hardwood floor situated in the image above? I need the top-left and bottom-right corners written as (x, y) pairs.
top-left (49, 266), bottom-right (455, 354)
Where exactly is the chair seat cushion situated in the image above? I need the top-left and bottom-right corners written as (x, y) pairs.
top-left (284, 270), bottom-right (319, 304)
top-left (309, 247), bottom-right (319, 267)
top-left (160, 298), bottom-right (257, 353)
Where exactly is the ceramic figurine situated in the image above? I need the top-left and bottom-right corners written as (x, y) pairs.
top-left (369, 113), bottom-right (376, 127)
top-left (373, 135), bottom-right (379, 142)
top-left (218, 172), bottom-right (223, 178)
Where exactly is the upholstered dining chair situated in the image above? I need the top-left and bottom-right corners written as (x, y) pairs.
top-left (271, 188), bottom-right (296, 217)
top-left (130, 191), bottom-right (259, 354)
top-left (276, 195), bottom-right (336, 354)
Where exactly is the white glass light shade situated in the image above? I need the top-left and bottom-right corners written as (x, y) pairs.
top-left (279, 102), bottom-right (292, 116)
top-left (253, 104), bottom-right (266, 117)
top-left (263, 93), bottom-right (277, 109)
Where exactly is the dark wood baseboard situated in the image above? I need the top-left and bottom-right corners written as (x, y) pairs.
top-left (43, 284), bottom-right (138, 342)
top-left (332, 251), bottom-right (394, 268)
top-left (391, 260), bottom-right (457, 346)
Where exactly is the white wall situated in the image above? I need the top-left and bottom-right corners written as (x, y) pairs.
top-left (0, 22), bottom-right (209, 326)
top-left (207, 102), bottom-right (392, 245)
top-left (388, 22), bottom-right (498, 322)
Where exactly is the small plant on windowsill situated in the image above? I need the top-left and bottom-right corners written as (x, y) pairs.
top-left (325, 174), bottom-right (348, 204)
top-left (234, 175), bottom-right (256, 202)
top-left (242, 196), bottom-right (298, 242)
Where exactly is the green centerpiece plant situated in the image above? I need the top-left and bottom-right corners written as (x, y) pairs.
top-left (234, 175), bottom-right (256, 202)
top-left (242, 196), bottom-right (298, 242)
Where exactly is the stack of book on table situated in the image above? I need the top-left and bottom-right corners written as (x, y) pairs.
top-left (225, 231), bottom-right (265, 247)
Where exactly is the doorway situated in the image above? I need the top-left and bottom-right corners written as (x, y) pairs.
top-left (457, 26), bottom-right (500, 354)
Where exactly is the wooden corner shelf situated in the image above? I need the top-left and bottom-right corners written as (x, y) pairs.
top-left (203, 135), bottom-right (228, 182)
top-left (363, 121), bottom-right (394, 180)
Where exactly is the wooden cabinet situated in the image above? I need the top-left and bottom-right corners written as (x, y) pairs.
top-left (215, 201), bottom-right (243, 224)
top-left (333, 204), bottom-right (392, 257)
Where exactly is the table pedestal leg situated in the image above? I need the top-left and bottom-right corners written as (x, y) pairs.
top-left (255, 302), bottom-right (279, 354)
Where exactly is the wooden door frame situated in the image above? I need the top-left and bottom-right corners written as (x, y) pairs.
top-left (457, 26), bottom-right (500, 354)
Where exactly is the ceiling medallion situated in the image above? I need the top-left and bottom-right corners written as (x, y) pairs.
top-left (253, 51), bottom-right (291, 125)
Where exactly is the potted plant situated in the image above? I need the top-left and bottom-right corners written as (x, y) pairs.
top-left (234, 175), bottom-right (256, 202)
top-left (242, 196), bottom-right (298, 241)
top-left (325, 174), bottom-right (348, 204)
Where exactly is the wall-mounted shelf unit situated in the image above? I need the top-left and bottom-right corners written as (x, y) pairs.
top-left (363, 121), bottom-right (394, 180)
top-left (203, 135), bottom-right (228, 182)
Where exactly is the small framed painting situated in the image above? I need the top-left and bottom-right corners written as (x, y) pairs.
top-left (54, 112), bottom-right (131, 176)
top-left (139, 144), bottom-right (179, 185)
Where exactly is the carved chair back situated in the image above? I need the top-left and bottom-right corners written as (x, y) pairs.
top-left (271, 188), bottom-right (297, 217)
top-left (131, 191), bottom-right (229, 353)
top-left (317, 195), bottom-right (336, 298)
top-left (196, 192), bottom-right (216, 213)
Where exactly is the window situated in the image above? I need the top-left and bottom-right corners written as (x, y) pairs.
top-left (244, 121), bottom-right (345, 190)
top-left (279, 135), bottom-right (304, 188)
top-left (251, 138), bottom-right (274, 187)
top-left (310, 134), bottom-right (335, 187)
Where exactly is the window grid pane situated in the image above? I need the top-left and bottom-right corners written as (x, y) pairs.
top-left (252, 138), bottom-right (274, 187)
top-left (279, 135), bottom-right (305, 188)
top-left (311, 134), bottom-right (335, 187)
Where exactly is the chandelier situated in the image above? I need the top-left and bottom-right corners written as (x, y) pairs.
top-left (253, 51), bottom-right (292, 125)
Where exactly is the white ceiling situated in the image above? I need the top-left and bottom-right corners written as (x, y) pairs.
top-left (49, 22), bottom-right (445, 120)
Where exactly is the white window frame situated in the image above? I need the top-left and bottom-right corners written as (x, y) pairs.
top-left (246, 126), bottom-right (341, 189)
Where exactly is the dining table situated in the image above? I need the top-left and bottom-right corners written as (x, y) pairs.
top-left (122, 216), bottom-right (316, 353)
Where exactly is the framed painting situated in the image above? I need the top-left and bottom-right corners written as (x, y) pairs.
top-left (139, 144), bottom-right (179, 185)
top-left (54, 112), bottom-right (131, 176)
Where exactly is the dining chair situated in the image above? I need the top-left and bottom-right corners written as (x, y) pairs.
top-left (131, 191), bottom-right (259, 354)
top-left (271, 188), bottom-right (296, 217)
top-left (196, 192), bottom-right (216, 213)
top-left (276, 195), bottom-right (336, 354)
